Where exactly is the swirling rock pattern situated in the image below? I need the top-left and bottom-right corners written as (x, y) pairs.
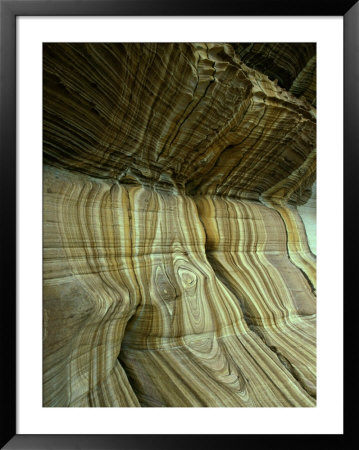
top-left (232, 43), bottom-right (316, 106)
top-left (43, 43), bottom-right (316, 407)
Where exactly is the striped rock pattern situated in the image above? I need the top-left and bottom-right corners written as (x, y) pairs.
top-left (298, 181), bottom-right (317, 255)
top-left (233, 43), bottom-right (316, 106)
top-left (43, 43), bottom-right (316, 407)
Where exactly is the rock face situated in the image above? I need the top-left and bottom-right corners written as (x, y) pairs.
top-left (298, 181), bottom-right (317, 255)
top-left (43, 43), bottom-right (316, 407)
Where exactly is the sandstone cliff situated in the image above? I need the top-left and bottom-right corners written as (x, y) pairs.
top-left (43, 43), bottom-right (316, 407)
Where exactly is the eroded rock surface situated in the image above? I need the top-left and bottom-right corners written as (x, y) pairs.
top-left (43, 43), bottom-right (316, 407)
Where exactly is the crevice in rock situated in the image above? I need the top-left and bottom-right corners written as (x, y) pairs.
top-left (206, 253), bottom-right (255, 329)
top-left (273, 204), bottom-right (317, 296)
top-left (116, 351), bottom-right (143, 406)
top-left (250, 324), bottom-right (316, 400)
top-left (297, 266), bottom-right (316, 296)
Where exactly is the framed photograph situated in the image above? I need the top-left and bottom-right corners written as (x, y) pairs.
top-left (1, 0), bottom-right (355, 448)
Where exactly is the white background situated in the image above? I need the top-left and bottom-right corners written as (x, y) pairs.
top-left (17, 17), bottom-right (343, 434)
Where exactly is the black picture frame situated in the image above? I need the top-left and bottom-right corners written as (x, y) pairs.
top-left (1, 0), bottom-right (356, 448)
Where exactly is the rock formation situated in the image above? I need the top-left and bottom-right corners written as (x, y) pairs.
top-left (43, 43), bottom-right (316, 407)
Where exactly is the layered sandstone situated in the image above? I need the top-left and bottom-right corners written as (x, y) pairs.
top-left (43, 43), bottom-right (316, 407)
